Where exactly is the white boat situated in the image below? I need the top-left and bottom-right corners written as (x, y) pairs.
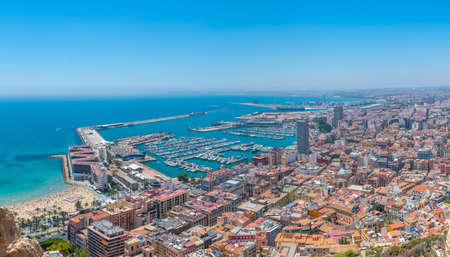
top-left (164, 160), bottom-right (177, 167)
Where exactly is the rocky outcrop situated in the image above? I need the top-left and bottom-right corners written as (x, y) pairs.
top-left (0, 207), bottom-right (19, 256)
top-left (6, 238), bottom-right (43, 257)
top-left (0, 207), bottom-right (43, 257)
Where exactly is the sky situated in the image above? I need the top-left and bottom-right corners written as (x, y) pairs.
top-left (1, 0), bottom-right (450, 95)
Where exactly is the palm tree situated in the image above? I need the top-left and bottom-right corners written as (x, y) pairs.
top-left (59, 211), bottom-right (68, 224)
top-left (26, 218), bottom-right (31, 233)
top-left (17, 218), bottom-right (24, 232)
top-left (31, 216), bottom-right (38, 232)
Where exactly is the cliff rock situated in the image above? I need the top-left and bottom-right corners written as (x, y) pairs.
top-left (0, 207), bottom-right (43, 257)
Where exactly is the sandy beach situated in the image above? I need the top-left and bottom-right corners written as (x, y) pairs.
top-left (5, 185), bottom-right (97, 220)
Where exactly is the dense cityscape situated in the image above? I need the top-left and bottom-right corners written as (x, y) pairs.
top-left (2, 88), bottom-right (449, 257)
top-left (2, 0), bottom-right (450, 256)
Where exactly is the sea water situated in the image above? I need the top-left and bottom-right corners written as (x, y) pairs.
top-left (0, 95), bottom-right (362, 205)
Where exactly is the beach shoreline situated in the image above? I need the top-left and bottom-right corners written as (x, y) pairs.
top-left (4, 184), bottom-right (97, 220)
top-left (4, 155), bottom-right (98, 220)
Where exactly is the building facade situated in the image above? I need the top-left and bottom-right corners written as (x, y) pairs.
top-left (296, 120), bottom-right (309, 154)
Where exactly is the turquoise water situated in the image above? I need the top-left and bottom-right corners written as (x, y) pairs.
top-left (0, 95), bottom-right (362, 205)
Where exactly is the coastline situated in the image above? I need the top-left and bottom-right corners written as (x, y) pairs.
top-left (4, 154), bottom-right (97, 220)
top-left (6, 185), bottom-right (97, 220)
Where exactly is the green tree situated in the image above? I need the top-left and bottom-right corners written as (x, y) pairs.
top-left (75, 200), bottom-right (82, 210)
top-left (387, 245), bottom-right (402, 256)
top-left (343, 250), bottom-right (359, 257)
top-left (375, 203), bottom-right (385, 212)
top-left (339, 237), bottom-right (350, 244)
top-left (48, 241), bottom-right (73, 255)
top-left (365, 246), bottom-right (382, 257)
top-left (107, 175), bottom-right (114, 184)
top-left (176, 172), bottom-right (189, 182)
top-left (444, 196), bottom-right (450, 204)
top-left (332, 250), bottom-right (360, 257)
top-left (40, 238), bottom-right (74, 255)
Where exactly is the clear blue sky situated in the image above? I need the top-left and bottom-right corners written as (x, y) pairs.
top-left (1, 0), bottom-right (450, 95)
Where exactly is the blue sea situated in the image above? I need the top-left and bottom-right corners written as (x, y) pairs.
top-left (0, 95), bottom-right (362, 205)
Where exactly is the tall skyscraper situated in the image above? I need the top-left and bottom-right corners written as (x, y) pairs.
top-left (297, 120), bottom-right (309, 154)
top-left (403, 117), bottom-right (412, 130)
top-left (333, 105), bottom-right (344, 127)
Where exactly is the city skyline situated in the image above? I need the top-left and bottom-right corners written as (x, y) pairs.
top-left (1, 1), bottom-right (450, 95)
top-left (1, 2), bottom-right (450, 255)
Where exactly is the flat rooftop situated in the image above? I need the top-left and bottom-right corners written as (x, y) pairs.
top-left (92, 220), bottom-right (124, 237)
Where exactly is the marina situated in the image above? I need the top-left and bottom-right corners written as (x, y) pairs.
top-left (143, 135), bottom-right (271, 173)
top-left (72, 97), bottom-right (335, 180)
top-left (76, 114), bottom-right (292, 178)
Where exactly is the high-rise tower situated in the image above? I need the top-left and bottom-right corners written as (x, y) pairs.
top-left (333, 105), bottom-right (344, 127)
top-left (297, 120), bottom-right (309, 154)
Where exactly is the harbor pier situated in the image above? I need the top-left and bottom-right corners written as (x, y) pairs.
top-left (93, 110), bottom-right (217, 130)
